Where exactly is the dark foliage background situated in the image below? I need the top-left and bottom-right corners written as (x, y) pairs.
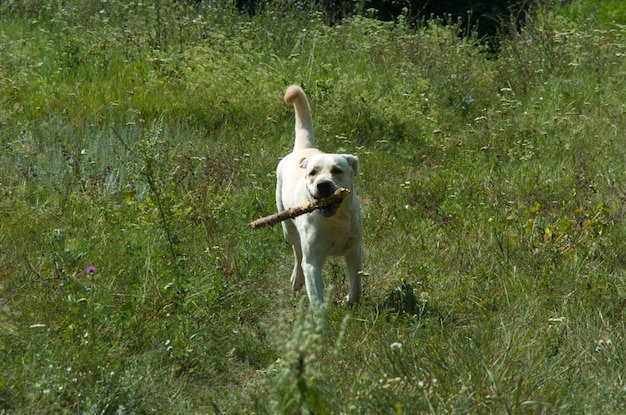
top-left (237, 0), bottom-right (535, 39)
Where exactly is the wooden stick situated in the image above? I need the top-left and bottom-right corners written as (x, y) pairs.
top-left (248, 188), bottom-right (351, 229)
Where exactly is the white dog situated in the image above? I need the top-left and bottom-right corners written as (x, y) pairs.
top-left (276, 85), bottom-right (363, 309)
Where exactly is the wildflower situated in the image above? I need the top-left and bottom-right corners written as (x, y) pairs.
top-left (86, 266), bottom-right (96, 274)
top-left (595, 338), bottom-right (613, 352)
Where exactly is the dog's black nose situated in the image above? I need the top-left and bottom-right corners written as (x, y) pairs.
top-left (316, 180), bottom-right (334, 197)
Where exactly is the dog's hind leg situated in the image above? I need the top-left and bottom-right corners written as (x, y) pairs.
top-left (345, 246), bottom-right (363, 303)
top-left (290, 244), bottom-right (305, 291)
top-left (281, 220), bottom-right (305, 291)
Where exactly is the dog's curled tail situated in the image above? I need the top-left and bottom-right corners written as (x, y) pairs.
top-left (284, 85), bottom-right (314, 150)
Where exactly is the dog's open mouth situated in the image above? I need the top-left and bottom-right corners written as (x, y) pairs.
top-left (317, 199), bottom-right (342, 217)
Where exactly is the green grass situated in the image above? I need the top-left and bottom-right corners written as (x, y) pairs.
top-left (2, 0), bottom-right (626, 413)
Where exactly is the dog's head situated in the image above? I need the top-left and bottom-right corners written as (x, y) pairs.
top-left (300, 154), bottom-right (359, 217)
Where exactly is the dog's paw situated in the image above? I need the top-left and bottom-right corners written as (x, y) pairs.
top-left (290, 269), bottom-right (305, 291)
top-left (343, 295), bottom-right (357, 305)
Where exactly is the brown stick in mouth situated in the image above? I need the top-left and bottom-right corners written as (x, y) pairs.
top-left (247, 188), bottom-right (351, 229)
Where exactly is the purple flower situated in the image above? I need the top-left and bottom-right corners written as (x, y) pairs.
top-left (86, 266), bottom-right (96, 274)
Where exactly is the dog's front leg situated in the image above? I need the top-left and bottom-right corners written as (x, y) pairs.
top-left (300, 254), bottom-right (327, 309)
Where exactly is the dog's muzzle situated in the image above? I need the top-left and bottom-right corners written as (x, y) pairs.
top-left (317, 198), bottom-right (343, 217)
top-left (314, 180), bottom-right (342, 217)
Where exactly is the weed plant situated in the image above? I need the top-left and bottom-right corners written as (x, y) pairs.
top-left (1, 0), bottom-right (626, 413)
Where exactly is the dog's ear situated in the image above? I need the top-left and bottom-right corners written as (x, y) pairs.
top-left (344, 155), bottom-right (359, 176)
top-left (299, 157), bottom-right (309, 169)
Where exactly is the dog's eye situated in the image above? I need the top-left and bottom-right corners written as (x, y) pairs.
top-left (331, 167), bottom-right (343, 175)
top-left (308, 169), bottom-right (317, 177)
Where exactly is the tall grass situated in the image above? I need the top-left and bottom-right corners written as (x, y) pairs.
top-left (1, 0), bottom-right (626, 413)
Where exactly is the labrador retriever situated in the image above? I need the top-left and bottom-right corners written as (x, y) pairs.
top-left (276, 85), bottom-right (363, 310)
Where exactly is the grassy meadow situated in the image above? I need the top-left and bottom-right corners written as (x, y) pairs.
top-left (2, 0), bottom-right (626, 413)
